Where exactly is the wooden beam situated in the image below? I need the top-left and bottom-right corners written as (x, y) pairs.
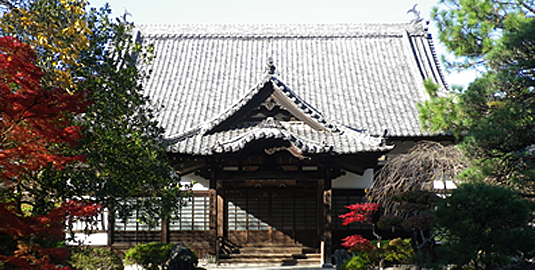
top-left (199, 170), bottom-right (327, 180)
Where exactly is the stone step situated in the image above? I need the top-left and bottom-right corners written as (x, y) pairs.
top-left (218, 256), bottom-right (321, 267)
top-left (221, 253), bottom-right (321, 259)
top-left (219, 247), bottom-right (322, 267)
top-left (234, 246), bottom-right (318, 254)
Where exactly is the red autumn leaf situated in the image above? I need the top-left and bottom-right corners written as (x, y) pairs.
top-left (0, 36), bottom-right (93, 270)
top-left (0, 200), bottom-right (98, 269)
top-left (341, 234), bottom-right (375, 252)
top-left (0, 36), bottom-right (90, 180)
top-left (339, 202), bottom-right (380, 225)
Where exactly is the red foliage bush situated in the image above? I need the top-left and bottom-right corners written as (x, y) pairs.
top-left (0, 200), bottom-right (100, 269)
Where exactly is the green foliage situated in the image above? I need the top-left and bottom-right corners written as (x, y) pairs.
top-left (68, 247), bottom-right (123, 270)
top-left (2, 0), bottom-right (191, 222)
top-left (417, 94), bottom-right (464, 139)
top-left (342, 252), bottom-right (371, 270)
top-left (60, 4), bottom-right (189, 223)
top-left (432, 0), bottom-right (532, 68)
top-left (422, 1), bottom-right (535, 195)
top-left (423, 78), bottom-right (440, 97)
top-left (342, 239), bottom-right (414, 270)
top-left (418, 80), bottom-right (466, 136)
top-left (433, 182), bottom-right (535, 269)
top-left (125, 243), bottom-right (175, 270)
top-left (125, 243), bottom-right (199, 270)
top-left (373, 239), bottom-right (414, 265)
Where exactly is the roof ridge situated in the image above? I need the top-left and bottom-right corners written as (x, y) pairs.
top-left (136, 22), bottom-right (429, 38)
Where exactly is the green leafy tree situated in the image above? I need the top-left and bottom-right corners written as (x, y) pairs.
top-left (432, 0), bottom-right (533, 69)
top-left (433, 183), bottom-right (535, 269)
top-left (1, 0), bottom-right (189, 225)
top-left (420, 1), bottom-right (535, 195)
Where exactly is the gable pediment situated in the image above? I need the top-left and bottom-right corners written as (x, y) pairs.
top-left (204, 76), bottom-right (338, 135)
top-left (166, 74), bottom-right (391, 157)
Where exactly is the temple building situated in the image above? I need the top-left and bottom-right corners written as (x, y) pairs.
top-left (84, 17), bottom-right (451, 266)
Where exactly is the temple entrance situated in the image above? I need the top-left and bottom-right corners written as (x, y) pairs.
top-left (223, 181), bottom-right (320, 248)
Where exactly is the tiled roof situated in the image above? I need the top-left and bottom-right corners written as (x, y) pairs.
top-left (136, 22), bottom-right (447, 154)
top-left (167, 118), bottom-right (391, 155)
top-left (166, 77), bottom-right (392, 155)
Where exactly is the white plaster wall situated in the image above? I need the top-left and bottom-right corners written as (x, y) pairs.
top-left (433, 180), bottom-right (458, 190)
top-left (181, 173), bottom-right (209, 190)
top-left (332, 168), bottom-right (374, 189)
top-left (68, 232), bottom-right (108, 246)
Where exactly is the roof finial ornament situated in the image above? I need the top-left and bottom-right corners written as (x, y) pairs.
top-left (407, 4), bottom-right (422, 24)
top-left (265, 57), bottom-right (276, 75)
top-left (116, 8), bottom-right (132, 25)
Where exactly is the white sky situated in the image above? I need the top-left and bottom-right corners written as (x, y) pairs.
top-left (87, 0), bottom-right (477, 87)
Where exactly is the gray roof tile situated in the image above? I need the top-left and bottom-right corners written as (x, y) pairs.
top-left (137, 22), bottom-right (447, 154)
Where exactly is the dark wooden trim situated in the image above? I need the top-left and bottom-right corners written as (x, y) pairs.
top-left (323, 167), bottom-right (333, 264)
top-left (203, 170), bottom-right (326, 180)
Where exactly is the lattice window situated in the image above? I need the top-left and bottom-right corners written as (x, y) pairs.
top-left (169, 196), bottom-right (209, 231)
top-left (114, 204), bottom-right (162, 232)
top-left (227, 197), bottom-right (270, 231)
top-left (113, 196), bottom-right (209, 232)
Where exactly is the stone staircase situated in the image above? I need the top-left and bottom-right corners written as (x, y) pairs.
top-left (218, 246), bottom-right (322, 267)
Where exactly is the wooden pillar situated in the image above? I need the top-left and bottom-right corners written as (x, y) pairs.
top-left (217, 192), bottom-right (224, 238)
top-left (209, 164), bottom-right (220, 263)
top-left (322, 171), bottom-right (333, 266)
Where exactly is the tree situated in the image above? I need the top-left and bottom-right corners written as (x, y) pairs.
top-left (1, 0), bottom-right (189, 223)
top-left (433, 183), bottom-right (535, 269)
top-left (0, 200), bottom-right (99, 270)
top-left (432, 0), bottom-right (533, 69)
top-left (421, 1), bottom-right (535, 195)
top-left (0, 35), bottom-right (97, 270)
top-left (368, 141), bottom-right (467, 214)
top-left (0, 0), bottom-right (91, 91)
top-left (0, 35), bottom-right (88, 208)
top-left (339, 203), bottom-right (414, 269)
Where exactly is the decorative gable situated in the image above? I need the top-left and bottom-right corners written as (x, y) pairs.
top-left (206, 70), bottom-right (339, 135)
top-left (166, 62), bottom-right (391, 157)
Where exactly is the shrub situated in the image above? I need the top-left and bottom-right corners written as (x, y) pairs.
top-left (125, 242), bottom-right (199, 270)
top-left (342, 239), bottom-right (414, 270)
top-left (433, 182), bottom-right (535, 269)
top-left (125, 243), bottom-right (174, 270)
top-left (68, 247), bottom-right (123, 270)
top-left (342, 252), bottom-right (371, 270)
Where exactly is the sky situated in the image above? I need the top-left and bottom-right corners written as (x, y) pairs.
top-left (86, 0), bottom-right (477, 87)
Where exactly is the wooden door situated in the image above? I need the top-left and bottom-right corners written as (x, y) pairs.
top-left (224, 187), bottom-right (318, 247)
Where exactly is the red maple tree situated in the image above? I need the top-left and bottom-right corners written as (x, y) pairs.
top-left (339, 203), bottom-right (380, 251)
top-left (0, 36), bottom-right (95, 269)
top-left (0, 200), bottom-right (100, 269)
top-left (0, 36), bottom-right (88, 181)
